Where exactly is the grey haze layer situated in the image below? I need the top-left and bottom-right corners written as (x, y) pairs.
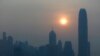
top-left (0, 0), bottom-right (100, 56)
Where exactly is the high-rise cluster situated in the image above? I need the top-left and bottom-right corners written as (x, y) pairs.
top-left (48, 29), bottom-right (74, 56)
top-left (0, 8), bottom-right (90, 56)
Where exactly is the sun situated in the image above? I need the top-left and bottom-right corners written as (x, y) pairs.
top-left (60, 17), bottom-right (68, 26)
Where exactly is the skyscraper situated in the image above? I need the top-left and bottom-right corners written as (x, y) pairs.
top-left (48, 30), bottom-right (57, 56)
top-left (78, 8), bottom-right (90, 56)
top-left (57, 40), bottom-right (62, 56)
top-left (49, 29), bottom-right (57, 46)
top-left (63, 41), bottom-right (74, 56)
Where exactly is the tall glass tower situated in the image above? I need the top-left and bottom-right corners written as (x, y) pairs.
top-left (78, 8), bottom-right (90, 56)
top-left (49, 30), bottom-right (56, 46)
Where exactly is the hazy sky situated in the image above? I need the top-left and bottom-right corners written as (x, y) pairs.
top-left (0, 0), bottom-right (100, 56)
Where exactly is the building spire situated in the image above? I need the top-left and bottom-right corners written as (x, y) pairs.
top-left (49, 26), bottom-right (56, 46)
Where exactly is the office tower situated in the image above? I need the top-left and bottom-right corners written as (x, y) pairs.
top-left (78, 8), bottom-right (90, 56)
top-left (63, 41), bottom-right (74, 56)
top-left (48, 30), bottom-right (57, 56)
top-left (7, 36), bottom-right (14, 56)
top-left (49, 29), bottom-right (57, 46)
top-left (57, 40), bottom-right (62, 56)
top-left (8, 36), bottom-right (13, 44)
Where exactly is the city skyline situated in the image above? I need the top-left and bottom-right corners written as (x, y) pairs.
top-left (0, 8), bottom-right (90, 56)
top-left (0, 0), bottom-right (100, 56)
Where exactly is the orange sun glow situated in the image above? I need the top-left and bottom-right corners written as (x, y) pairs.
top-left (60, 17), bottom-right (68, 26)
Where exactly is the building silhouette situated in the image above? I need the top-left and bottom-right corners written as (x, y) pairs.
top-left (14, 41), bottom-right (36, 56)
top-left (63, 41), bottom-right (74, 56)
top-left (78, 8), bottom-right (90, 56)
top-left (49, 29), bottom-right (57, 46)
top-left (48, 29), bottom-right (57, 56)
top-left (0, 8), bottom-right (91, 56)
top-left (57, 40), bottom-right (62, 56)
top-left (0, 32), bottom-right (13, 56)
top-left (38, 45), bottom-right (48, 56)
